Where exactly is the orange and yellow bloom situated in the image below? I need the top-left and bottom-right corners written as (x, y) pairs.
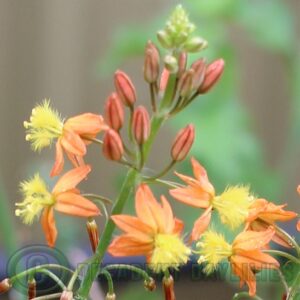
top-left (108, 184), bottom-right (191, 273)
top-left (197, 228), bottom-right (279, 296)
top-left (246, 198), bottom-right (297, 247)
top-left (16, 165), bottom-right (100, 247)
top-left (170, 158), bottom-right (253, 241)
top-left (24, 100), bottom-right (108, 176)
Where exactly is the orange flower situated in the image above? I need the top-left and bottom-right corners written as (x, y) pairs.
top-left (16, 165), bottom-right (100, 247)
top-left (170, 158), bottom-right (253, 241)
top-left (24, 100), bottom-right (108, 176)
top-left (197, 228), bottom-right (279, 296)
top-left (108, 184), bottom-right (191, 273)
top-left (297, 185), bottom-right (300, 232)
top-left (246, 198), bottom-right (297, 247)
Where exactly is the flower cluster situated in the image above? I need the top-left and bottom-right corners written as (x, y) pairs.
top-left (1, 5), bottom-right (299, 300)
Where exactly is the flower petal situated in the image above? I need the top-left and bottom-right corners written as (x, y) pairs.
top-left (50, 140), bottom-right (64, 177)
top-left (41, 207), bottom-right (57, 247)
top-left (61, 130), bottom-right (86, 156)
top-left (161, 195), bottom-right (176, 233)
top-left (108, 235), bottom-right (153, 257)
top-left (55, 192), bottom-right (100, 217)
top-left (190, 207), bottom-right (212, 241)
top-left (52, 165), bottom-right (91, 194)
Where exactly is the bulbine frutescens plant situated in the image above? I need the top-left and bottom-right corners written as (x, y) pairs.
top-left (1, 5), bottom-right (299, 300)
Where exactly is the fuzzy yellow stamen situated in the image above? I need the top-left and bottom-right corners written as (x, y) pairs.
top-left (150, 234), bottom-right (191, 273)
top-left (15, 174), bottom-right (54, 224)
top-left (24, 100), bottom-right (63, 151)
top-left (196, 230), bottom-right (232, 274)
top-left (212, 186), bottom-right (253, 229)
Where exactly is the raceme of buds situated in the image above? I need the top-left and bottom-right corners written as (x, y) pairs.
top-left (177, 52), bottom-right (187, 78)
top-left (163, 275), bottom-right (175, 300)
top-left (86, 219), bottom-right (99, 253)
top-left (191, 58), bottom-right (206, 89)
top-left (105, 93), bottom-right (124, 131)
top-left (144, 41), bottom-right (160, 83)
top-left (198, 59), bottom-right (225, 94)
top-left (103, 129), bottom-right (124, 161)
top-left (178, 69), bottom-right (194, 98)
top-left (0, 278), bottom-right (11, 294)
top-left (171, 124), bottom-right (195, 162)
top-left (60, 290), bottom-right (73, 300)
top-left (144, 278), bottom-right (156, 291)
top-left (164, 55), bottom-right (178, 74)
top-left (105, 293), bottom-right (116, 300)
top-left (28, 278), bottom-right (36, 299)
top-left (114, 70), bottom-right (136, 107)
top-left (132, 106), bottom-right (150, 145)
top-left (183, 36), bottom-right (208, 53)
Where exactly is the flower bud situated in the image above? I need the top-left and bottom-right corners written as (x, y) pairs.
top-left (177, 52), bottom-right (187, 78)
top-left (105, 293), bottom-right (116, 300)
top-left (0, 278), bottom-right (11, 294)
top-left (159, 68), bottom-right (170, 92)
top-left (191, 58), bottom-right (206, 89)
top-left (163, 275), bottom-right (175, 300)
top-left (183, 36), bottom-right (208, 53)
top-left (28, 278), bottom-right (36, 299)
top-left (103, 129), bottom-right (124, 161)
top-left (86, 219), bottom-right (99, 253)
top-left (164, 55), bottom-right (178, 74)
top-left (114, 70), bottom-right (136, 107)
top-left (171, 124), bottom-right (195, 162)
top-left (132, 106), bottom-right (150, 145)
top-left (157, 30), bottom-right (172, 49)
top-left (105, 93), bottom-right (124, 131)
top-left (60, 290), bottom-right (73, 300)
top-left (144, 41), bottom-right (160, 83)
top-left (178, 69), bottom-right (194, 98)
top-left (144, 278), bottom-right (156, 291)
top-left (198, 59), bottom-right (225, 94)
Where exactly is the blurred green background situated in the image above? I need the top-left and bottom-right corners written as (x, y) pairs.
top-left (0, 0), bottom-right (299, 299)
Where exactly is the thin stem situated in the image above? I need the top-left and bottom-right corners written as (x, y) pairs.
top-left (150, 83), bottom-right (157, 112)
top-left (103, 264), bottom-right (151, 282)
top-left (263, 250), bottom-right (300, 264)
top-left (128, 106), bottom-right (134, 142)
top-left (82, 194), bottom-right (112, 205)
top-left (138, 144), bottom-right (144, 170)
top-left (148, 160), bottom-right (176, 180)
top-left (67, 259), bottom-right (90, 291)
top-left (100, 269), bottom-right (114, 295)
top-left (232, 292), bottom-right (263, 300)
top-left (86, 137), bottom-right (103, 146)
top-left (32, 293), bottom-right (62, 300)
top-left (143, 177), bottom-right (184, 189)
top-left (119, 158), bottom-right (138, 170)
top-left (38, 269), bottom-right (66, 291)
top-left (275, 268), bottom-right (289, 295)
top-left (287, 270), bottom-right (300, 300)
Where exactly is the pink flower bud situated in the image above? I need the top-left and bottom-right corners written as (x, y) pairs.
top-left (103, 129), bottom-right (124, 161)
top-left (28, 278), bottom-right (36, 299)
top-left (178, 69), bottom-right (194, 98)
top-left (0, 278), bottom-right (11, 294)
top-left (86, 219), bottom-right (99, 253)
top-left (105, 93), bottom-right (124, 131)
top-left (60, 290), bottom-right (73, 300)
top-left (144, 41), bottom-right (160, 83)
top-left (177, 51), bottom-right (187, 78)
top-left (163, 275), bottom-right (175, 300)
top-left (171, 124), bottom-right (195, 161)
top-left (191, 58), bottom-right (206, 89)
top-left (198, 59), bottom-right (225, 94)
top-left (114, 70), bottom-right (136, 107)
top-left (132, 106), bottom-right (150, 145)
top-left (159, 68), bottom-right (170, 92)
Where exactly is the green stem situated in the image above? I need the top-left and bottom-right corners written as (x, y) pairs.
top-left (287, 270), bottom-right (300, 300)
top-left (150, 83), bottom-right (157, 112)
top-left (275, 268), bottom-right (289, 295)
top-left (143, 177), bottom-right (183, 189)
top-left (82, 194), bottom-right (112, 205)
top-left (100, 270), bottom-right (114, 295)
top-left (38, 269), bottom-right (66, 290)
top-left (32, 293), bottom-right (62, 300)
top-left (148, 160), bottom-right (176, 180)
top-left (232, 292), bottom-right (263, 300)
top-left (263, 250), bottom-right (300, 265)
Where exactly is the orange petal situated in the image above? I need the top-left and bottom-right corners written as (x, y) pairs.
top-left (52, 165), bottom-right (91, 194)
top-left (111, 215), bottom-right (153, 241)
top-left (108, 235), bottom-right (153, 257)
top-left (297, 185), bottom-right (300, 195)
top-left (232, 251), bottom-right (279, 270)
top-left (161, 195), bottom-right (175, 233)
top-left (55, 192), bottom-right (100, 217)
top-left (233, 228), bottom-right (275, 251)
top-left (247, 199), bottom-right (268, 222)
top-left (259, 203), bottom-right (297, 222)
top-left (41, 207), bottom-right (57, 247)
top-left (64, 113), bottom-right (108, 136)
top-left (174, 218), bottom-right (184, 234)
top-left (61, 130), bottom-right (86, 156)
top-left (66, 152), bottom-right (85, 169)
top-left (50, 140), bottom-right (65, 177)
top-left (169, 186), bottom-right (211, 208)
top-left (297, 220), bottom-right (300, 232)
top-left (190, 207), bottom-right (212, 242)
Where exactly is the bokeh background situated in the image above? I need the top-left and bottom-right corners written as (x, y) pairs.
top-left (0, 0), bottom-right (299, 299)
